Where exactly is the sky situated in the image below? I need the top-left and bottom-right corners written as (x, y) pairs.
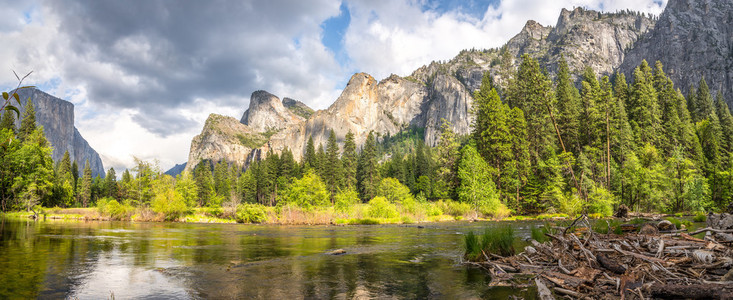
top-left (0, 0), bottom-right (667, 173)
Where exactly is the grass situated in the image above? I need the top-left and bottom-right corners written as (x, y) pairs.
top-left (530, 225), bottom-right (549, 243)
top-left (693, 212), bottom-right (707, 223)
top-left (464, 225), bottom-right (515, 261)
top-left (665, 216), bottom-right (692, 228)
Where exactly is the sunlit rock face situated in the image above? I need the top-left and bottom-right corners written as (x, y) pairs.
top-left (13, 88), bottom-right (105, 177)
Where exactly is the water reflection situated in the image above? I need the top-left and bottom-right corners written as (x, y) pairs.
top-left (0, 218), bottom-right (537, 299)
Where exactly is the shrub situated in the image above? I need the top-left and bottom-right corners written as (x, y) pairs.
top-left (586, 187), bottom-right (616, 217)
top-left (425, 203), bottom-right (443, 217)
top-left (377, 177), bottom-right (413, 204)
top-left (334, 188), bottom-right (360, 213)
top-left (436, 199), bottom-right (470, 217)
top-left (283, 171), bottom-right (330, 210)
top-left (97, 197), bottom-right (135, 220)
top-left (365, 196), bottom-right (399, 219)
top-left (235, 203), bottom-right (267, 223)
top-left (693, 212), bottom-right (706, 222)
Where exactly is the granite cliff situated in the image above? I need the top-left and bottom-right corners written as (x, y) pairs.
top-left (185, 2), bottom-right (727, 169)
top-left (619, 0), bottom-right (733, 102)
top-left (13, 88), bottom-right (105, 177)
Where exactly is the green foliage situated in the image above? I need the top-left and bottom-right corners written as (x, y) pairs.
top-left (377, 177), bottom-right (413, 204)
top-left (530, 225), bottom-right (549, 243)
top-left (365, 196), bottom-right (399, 219)
top-left (235, 203), bottom-right (267, 223)
top-left (664, 216), bottom-right (692, 229)
top-left (693, 212), bottom-right (706, 222)
top-left (283, 171), bottom-right (329, 210)
top-left (97, 197), bottom-right (135, 220)
top-left (151, 175), bottom-right (189, 221)
top-left (457, 144), bottom-right (505, 217)
top-left (436, 199), bottom-right (471, 217)
top-left (334, 187), bottom-right (360, 213)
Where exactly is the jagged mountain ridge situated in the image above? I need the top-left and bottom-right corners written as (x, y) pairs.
top-left (184, 3), bottom-right (718, 169)
top-left (13, 88), bottom-right (105, 177)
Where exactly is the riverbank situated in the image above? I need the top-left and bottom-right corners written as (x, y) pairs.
top-left (1, 206), bottom-right (706, 226)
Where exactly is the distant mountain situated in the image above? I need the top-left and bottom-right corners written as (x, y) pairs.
top-left (14, 88), bottom-right (105, 177)
top-left (184, 1), bottom-right (729, 169)
top-left (164, 162), bottom-right (187, 177)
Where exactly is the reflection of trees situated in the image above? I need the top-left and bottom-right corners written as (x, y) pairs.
top-left (0, 221), bottom-right (499, 299)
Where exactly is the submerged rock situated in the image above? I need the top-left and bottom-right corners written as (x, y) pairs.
top-left (326, 249), bottom-right (346, 255)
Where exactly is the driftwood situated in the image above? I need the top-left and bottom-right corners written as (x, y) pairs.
top-left (467, 220), bottom-right (733, 299)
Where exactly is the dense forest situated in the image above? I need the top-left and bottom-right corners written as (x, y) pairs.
top-left (2, 54), bottom-right (732, 222)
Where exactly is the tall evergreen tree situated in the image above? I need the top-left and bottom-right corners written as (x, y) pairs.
top-left (341, 130), bottom-right (357, 189)
top-left (214, 160), bottom-right (231, 198)
top-left (435, 119), bottom-right (460, 199)
top-left (555, 56), bottom-right (582, 154)
top-left (324, 130), bottom-right (341, 200)
top-left (505, 107), bottom-right (531, 208)
top-left (0, 111), bottom-right (16, 134)
top-left (693, 77), bottom-right (714, 122)
top-left (472, 72), bottom-right (511, 188)
top-left (628, 60), bottom-right (662, 147)
top-left (105, 167), bottom-right (117, 199)
top-left (505, 54), bottom-right (555, 162)
top-left (17, 98), bottom-right (35, 142)
top-left (193, 161), bottom-right (215, 206)
top-left (357, 131), bottom-right (379, 201)
top-left (304, 136), bottom-right (317, 170)
top-left (80, 160), bottom-right (92, 207)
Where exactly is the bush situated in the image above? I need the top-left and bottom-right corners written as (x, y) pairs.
top-left (235, 203), bottom-right (267, 223)
top-left (436, 199), bottom-right (470, 217)
top-left (97, 197), bottom-right (135, 220)
top-left (283, 171), bottom-right (329, 210)
top-left (377, 177), bottom-right (413, 204)
top-left (365, 196), bottom-right (399, 219)
top-left (586, 187), bottom-right (616, 217)
top-left (693, 212), bottom-right (707, 222)
top-left (425, 203), bottom-right (443, 216)
top-left (334, 188), bottom-right (360, 213)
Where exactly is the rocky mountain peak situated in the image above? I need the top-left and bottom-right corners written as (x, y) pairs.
top-left (282, 97), bottom-right (314, 119)
top-left (239, 90), bottom-right (305, 132)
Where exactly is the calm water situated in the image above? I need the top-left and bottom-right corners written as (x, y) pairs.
top-left (0, 217), bottom-right (539, 299)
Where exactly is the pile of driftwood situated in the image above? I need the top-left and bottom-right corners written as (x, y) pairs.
top-left (469, 215), bottom-right (733, 299)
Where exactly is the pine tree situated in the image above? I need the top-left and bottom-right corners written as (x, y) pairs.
top-left (693, 77), bottom-right (715, 122)
top-left (324, 130), bottom-right (341, 200)
top-left (0, 111), bottom-right (16, 134)
top-left (71, 160), bottom-right (80, 187)
top-left (304, 136), bottom-right (317, 170)
top-left (628, 60), bottom-right (662, 147)
top-left (505, 107), bottom-right (531, 209)
top-left (341, 130), bottom-right (357, 189)
top-left (435, 119), bottom-right (460, 200)
top-left (18, 98), bottom-right (36, 142)
top-left (105, 167), bottom-right (117, 199)
top-left (555, 56), bottom-right (582, 154)
top-left (316, 143), bottom-right (326, 179)
top-left (9, 128), bottom-right (54, 211)
top-left (715, 92), bottom-right (733, 168)
top-left (472, 72), bottom-right (511, 188)
top-left (237, 167), bottom-right (257, 203)
top-left (214, 160), bottom-right (231, 198)
top-left (357, 131), bottom-right (379, 201)
top-left (80, 160), bottom-right (92, 207)
top-left (279, 147), bottom-right (298, 179)
top-left (505, 54), bottom-right (555, 162)
top-left (121, 169), bottom-right (133, 199)
top-left (193, 161), bottom-right (215, 206)
top-left (457, 143), bottom-right (500, 218)
top-left (580, 67), bottom-right (604, 149)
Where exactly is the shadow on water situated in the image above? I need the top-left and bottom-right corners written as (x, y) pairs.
top-left (0, 217), bottom-right (543, 299)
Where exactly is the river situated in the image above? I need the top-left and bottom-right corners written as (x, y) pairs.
top-left (0, 217), bottom-right (540, 299)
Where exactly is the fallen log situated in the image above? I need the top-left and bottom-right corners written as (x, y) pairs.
top-left (535, 278), bottom-right (554, 300)
top-left (596, 253), bottom-right (626, 274)
top-left (689, 227), bottom-right (733, 235)
top-left (645, 283), bottom-right (733, 299)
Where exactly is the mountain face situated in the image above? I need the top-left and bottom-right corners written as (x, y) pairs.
top-left (164, 162), bottom-right (187, 177)
top-left (619, 0), bottom-right (733, 102)
top-left (184, 2), bottom-right (722, 169)
top-left (14, 88), bottom-right (105, 177)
